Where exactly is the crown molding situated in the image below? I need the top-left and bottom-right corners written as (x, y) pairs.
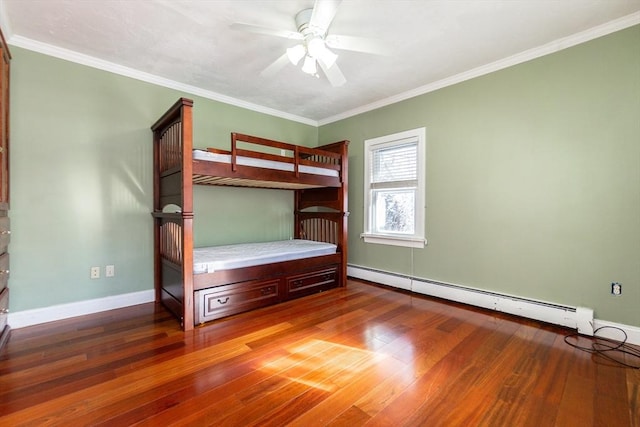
top-left (7, 35), bottom-right (318, 127)
top-left (319, 12), bottom-right (640, 126)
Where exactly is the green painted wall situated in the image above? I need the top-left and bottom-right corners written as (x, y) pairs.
top-left (9, 25), bottom-right (639, 328)
top-left (10, 47), bottom-right (316, 312)
top-left (320, 26), bottom-right (640, 326)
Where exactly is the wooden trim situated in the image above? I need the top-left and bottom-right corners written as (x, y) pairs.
top-left (151, 98), bottom-right (193, 132)
top-left (0, 26), bottom-right (10, 209)
top-left (205, 147), bottom-right (231, 155)
top-left (0, 324), bottom-right (9, 350)
top-left (0, 27), bottom-right (10, 61)
top-left (193, 254), bottom-right (341, 290)
top-left (180, 101), bottom-right (194, 332)
top-left (0, 26), bottom-right (11, 353)
top-left (192, 160), bottom-right (341, 189)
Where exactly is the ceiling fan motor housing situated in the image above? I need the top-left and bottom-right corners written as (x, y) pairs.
top-left (295, 8), bottom-right (321, 37)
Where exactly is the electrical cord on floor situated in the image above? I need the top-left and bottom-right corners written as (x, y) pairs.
top-left (564, 325), bottom-right (640, 369)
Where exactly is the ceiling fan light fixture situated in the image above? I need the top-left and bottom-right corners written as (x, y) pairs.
top-left (286, 44), bottom-right (306, 65)
top-left (301, 55), bottom-right (317, 75)
top-left (307, 37), bottom-right (338, 68)
top-left (306, 37), bottom-right (324, 57)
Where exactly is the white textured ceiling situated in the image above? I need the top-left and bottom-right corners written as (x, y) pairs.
top-left (2, 0), bottom-right (640, 124)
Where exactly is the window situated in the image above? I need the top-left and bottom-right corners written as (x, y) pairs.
top-left (362, 127), bottom-right (426, 248)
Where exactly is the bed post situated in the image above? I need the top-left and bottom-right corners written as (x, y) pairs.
top-left (337, 141), bottom-right (349, 288)
top-left (181, 101), bottom-right (195, 331)
top-left (151, 98), bottom-right (195, 331)
top-left (152, 120), bottom-right (161, 305)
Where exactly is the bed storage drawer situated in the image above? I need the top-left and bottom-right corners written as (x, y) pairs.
top-left (285, 266), bottom-right (338, 299)
top-left (195, 278), bottom-right (280, 324)
top-left (0, 252), bottom-right (8, 291)
top-left (0, 216), bottom-right (9, 254)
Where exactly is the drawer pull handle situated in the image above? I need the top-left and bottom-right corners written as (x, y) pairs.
top-left (0, 270), bottom-right (8, 274)
top-left (0, 308), bottom-right (8, 314)
top-left (261, 287), bottom-right (272, 295)
top-left (217, 297), bottom-right (229, 305)
top-left (0, 230), bottom-right (9, 235)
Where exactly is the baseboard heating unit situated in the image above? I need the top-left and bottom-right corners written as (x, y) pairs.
top-left (347, 264), bottom-right (594, 335)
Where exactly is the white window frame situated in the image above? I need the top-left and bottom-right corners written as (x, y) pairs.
top-left (361, 127), bottom-right (426, 248)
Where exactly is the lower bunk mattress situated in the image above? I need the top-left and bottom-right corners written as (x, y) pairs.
top-left (193, 239), bottom-right (337, 274)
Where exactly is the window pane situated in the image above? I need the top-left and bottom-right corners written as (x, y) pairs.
top-left (372, 142), bottom-right (417, 183)
top-left (373, 189), bottom-right (415, 234)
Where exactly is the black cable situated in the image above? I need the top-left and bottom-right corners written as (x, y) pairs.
top-left (564, 325), bottom-right (640, 369)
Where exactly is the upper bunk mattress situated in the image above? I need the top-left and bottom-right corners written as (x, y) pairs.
top-left (193, 239), bottom-right (337, 274)
top-left (193, 150), bottom-right (339, 177)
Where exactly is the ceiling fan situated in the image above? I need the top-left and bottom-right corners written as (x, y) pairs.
top-left (231, 0), bottom-right (384, 87)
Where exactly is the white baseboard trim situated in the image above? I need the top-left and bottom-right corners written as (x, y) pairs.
top-left (347, 264), bottom-right (639, 346)
top-left (592, 319), bottom-right (640, 347)
top-left (8, 272), bottom-right (640, 347)
top-left (8, 290), bottom-right (155, 329)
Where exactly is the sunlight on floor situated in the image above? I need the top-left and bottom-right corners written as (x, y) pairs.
top-left (260, 339), bottom-right (388, 392)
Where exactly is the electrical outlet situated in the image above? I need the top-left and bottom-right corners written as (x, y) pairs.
top-left (105, 265), bottom-right (115, 278)
top-left (90, 266), bottom-right (100, 279)
top-left (611, 282), bottom-right (622, 296)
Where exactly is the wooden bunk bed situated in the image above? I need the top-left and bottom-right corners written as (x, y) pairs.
top-left (151, 98), bottom-right (349, 331)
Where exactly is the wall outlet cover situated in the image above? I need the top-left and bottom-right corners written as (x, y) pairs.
top-left (611, 282), bottom-right (622, 296)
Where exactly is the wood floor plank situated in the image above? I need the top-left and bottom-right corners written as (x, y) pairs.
top-left (0, 280), bottom-right (637, 426)
top-left (0, 322), bottom-right (292, 424)
top-left (286, 354), bottom-right (407, 426)
top-left (594, 356), bottom-right (633, 426)
top-left (629, 364), bottom-right (640, 427)
top-left (353, 316), bottom-right (480, 419)
top-left (218, 340), bottom-right (367, 426)
top-left (364, 317), bottom-right (525, 425)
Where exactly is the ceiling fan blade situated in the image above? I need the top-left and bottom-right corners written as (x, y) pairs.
top-left (230, 22), bottom-right (303, 40)
top-left (260, 53), bottom-right (291, 78)
top-left (325, 34), bottom-right (390, 55)
top-left (318, 58), bottom-right (346, 87)
top-left (309, 0), bottom-right (342, 34)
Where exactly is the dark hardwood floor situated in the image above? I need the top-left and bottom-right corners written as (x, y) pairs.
top-left (0, 280), bottom-right (638, 426)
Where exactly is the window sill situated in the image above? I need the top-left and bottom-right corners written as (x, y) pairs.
top-left (360, 233), bottom-right (426, 248)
